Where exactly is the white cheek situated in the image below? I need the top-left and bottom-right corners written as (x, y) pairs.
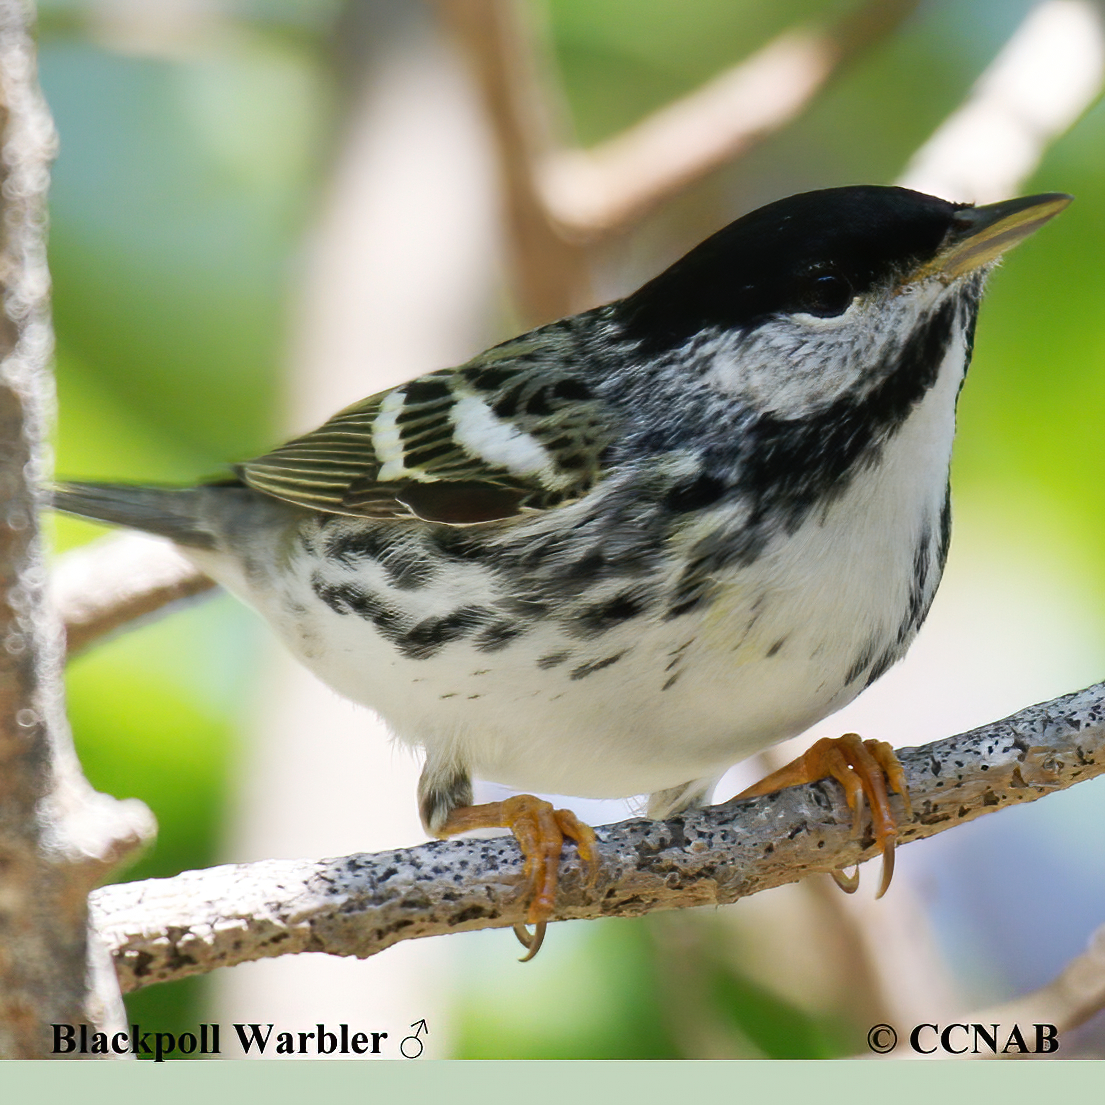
top-left (702, 282), bottom-right (950, 419)
top-left (703, 317), bottom-right (867, 417)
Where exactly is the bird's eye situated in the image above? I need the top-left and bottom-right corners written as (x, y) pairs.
top-left (799, 271), bottom-right (854, 318)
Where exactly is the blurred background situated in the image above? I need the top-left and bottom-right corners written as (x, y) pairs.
top-left (43, 0), bottom-right (1105, 1058)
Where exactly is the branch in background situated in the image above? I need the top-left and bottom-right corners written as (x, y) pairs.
top-left (899, 0), bottom-right (1105, 202)
top-left (91, 680), bottom-right (1105, 992)
top-left (52, 531), bottom-right (215, 656)
top-left (541, 0), bottom-right (922, 239)
top-left (0, 0), bottom-right (154, 1058)
top-left (852, 915), bottom-right (1105, 1058)
top-left (433, 0), bottom-right (591, 322)
top-left (965, 921), bottom-right (1105, 1054)
top-left (434, 0), bottom-right (920, 322)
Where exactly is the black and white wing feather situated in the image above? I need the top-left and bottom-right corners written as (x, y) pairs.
top-left (239, 336), bottom-right (616, 524)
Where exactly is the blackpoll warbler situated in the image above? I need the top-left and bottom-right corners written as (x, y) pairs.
top-left (55, 185), bottom-right (1070, 958)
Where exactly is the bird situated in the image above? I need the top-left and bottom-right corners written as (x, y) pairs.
top-left (54, 184), bottom-right (1069, 958)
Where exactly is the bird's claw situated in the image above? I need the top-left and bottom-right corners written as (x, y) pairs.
top-left (439, 794), bottom-right (598, 961)
top-left (513, 921), bottom-right (547, 961)
top-left (831, 866), bottom-right (860, 894)
top-left (738, 732), bottom-right (912, 898)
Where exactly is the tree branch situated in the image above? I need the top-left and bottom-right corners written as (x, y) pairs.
top-left (432, 0), bottom-right (591, 322)
top-left (962, 919), bottom-right (1105, 1054)
top-left (91, 679), bottom-right (1105, 993)
top-left (541, 0), bottom-right (923, 239)
top-left (434, 0), bottom-right (921, 321)
top-left (0, 0), bottom-right (154, 1057)
top-left (898, 0), bottom-right (1105, 202)
top-left (52, 532), bottom-right (215, 657)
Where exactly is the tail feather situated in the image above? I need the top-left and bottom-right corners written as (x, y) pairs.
top-left (52, 482), bottom-right (220, 549)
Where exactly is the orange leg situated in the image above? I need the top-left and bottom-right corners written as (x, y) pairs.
top-left (438, 794), bottom-right (599, 961)
top-left (736, 734), bottom-right (913, 898)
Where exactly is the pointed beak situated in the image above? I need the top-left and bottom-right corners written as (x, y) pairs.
top-left (913, 192), bottom-right (1072, 282)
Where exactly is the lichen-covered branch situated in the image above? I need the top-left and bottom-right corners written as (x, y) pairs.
top-left (91, 680), bottom-right (1105, 993)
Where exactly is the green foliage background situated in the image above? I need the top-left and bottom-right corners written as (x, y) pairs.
top-left (40, 0), bottom-right (1105, 1056)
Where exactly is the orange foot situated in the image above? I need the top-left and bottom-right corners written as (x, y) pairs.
top-left (736, 733), bottom-right (913, 898)
top-left (438, 794), bottom-right (599, 961)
